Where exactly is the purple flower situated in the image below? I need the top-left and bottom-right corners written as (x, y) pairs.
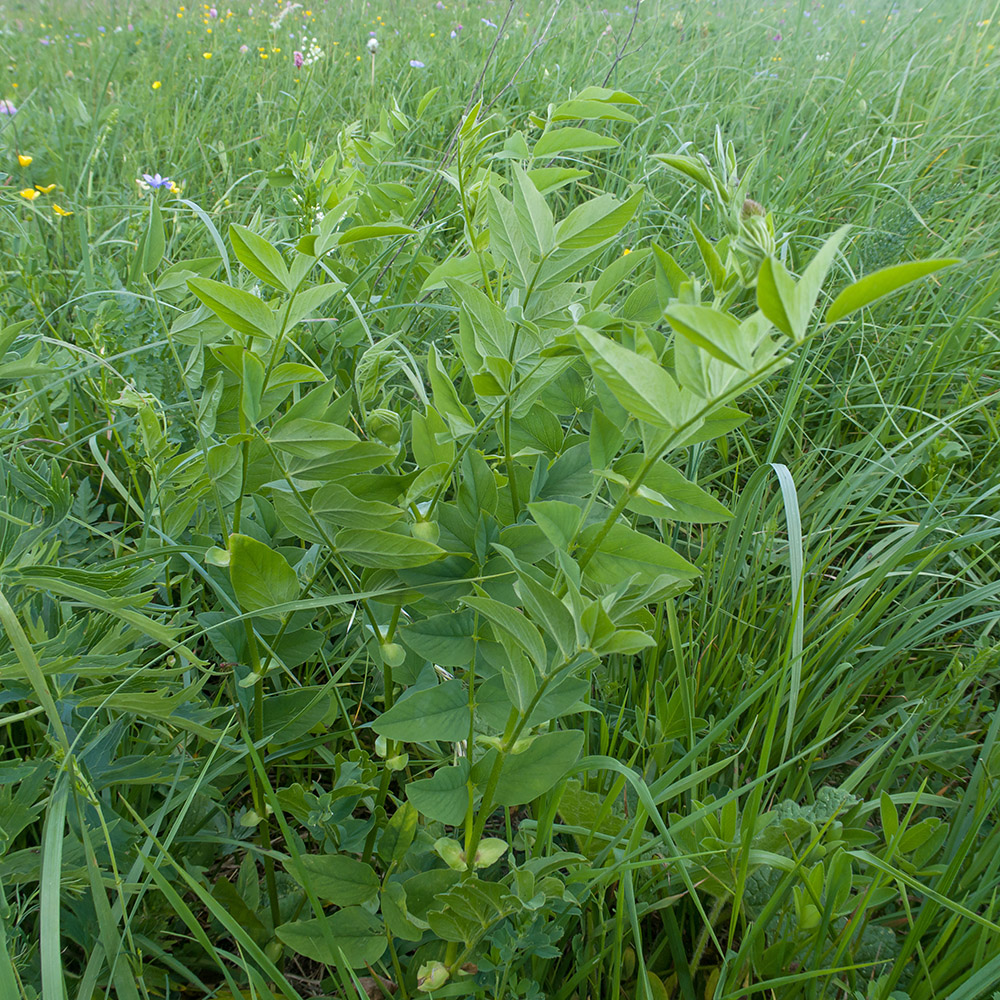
top-left (142, 173), bottom-right (173, 189)
top-left (0, 99), bottom-right (16, 115)
top-left (409, 59), bottom-right (425, 68)
top-left (294, 49), bottom-right (304, 67)
top-left (239, 44), bottom-right (249, 53)
top-left (436, 0), bottom-right (445, 7)
top-left (481, 18), bottom-right (497, 27)
top-left (772, 32), bottom-right (782, 40)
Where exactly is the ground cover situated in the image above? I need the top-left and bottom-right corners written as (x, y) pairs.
top-left (1, 0), bottom-right (999, 997)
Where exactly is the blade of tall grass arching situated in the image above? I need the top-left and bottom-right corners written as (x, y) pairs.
top-left (39, 775), bottom-right (70, 1000)
top-left (881, 708), bottom-right (1000, 997)
top-left (126, 818), bottom-right (297, 1000)
top-left (77, 814), bottom-right (141, 1000)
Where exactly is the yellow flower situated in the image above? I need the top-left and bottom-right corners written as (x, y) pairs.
top-left (52, 204), bottom-right (74, 217)
top-left (35, 183), bottom-right (57, 193)
top-left (152, 80), bottom-right (162, 89)
top-left (622, 248), bottom-right (632, 256)
top-left (203, 51), bottom-right (212, 58)
top-left (19, 188), bottom-right (40, 201)
top-left (17, 153), bottom-right (32, 167)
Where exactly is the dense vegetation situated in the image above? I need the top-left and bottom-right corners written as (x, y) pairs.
top-left (2, 0), bottom-right (999, 997)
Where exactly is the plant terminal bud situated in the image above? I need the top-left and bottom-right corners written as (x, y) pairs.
top-left (366, 407), bottom-right (402, 446)
top-left (380, 642), bottom-right (406, 667)
top-left (410, 519), bottom-right (440, 544)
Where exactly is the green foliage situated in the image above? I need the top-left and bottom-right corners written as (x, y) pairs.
top-left (2, 2), bottom-right (1000, 999)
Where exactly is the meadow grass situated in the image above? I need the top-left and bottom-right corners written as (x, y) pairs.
top-left (1, 0), bottom-right (999, 998)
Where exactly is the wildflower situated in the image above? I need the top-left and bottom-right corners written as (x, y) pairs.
top-left (367, 36), bottom-right (379, 53)
top-left (19, 188), bottom-right (40, 201)
top-left (622, 248), bottom-right (632, 255)
top-left (17, 153), bottom-right (32, 167)
top-left (35, 183), bottom-right (57, 193)
top-left (168, 180), bottom-right (182, 194)
top-left (482, 18), bottom-right (497, 27)
top-left (299, 37), bottom-right (324, 64)
top-left (52, 204), bottom-right (74, 216)
top-left (409, 59), bottom-right (425, 68)
top-left (209, 6), bottom-right (218, 16)
top-left (140, 172), bottom-right (174, 190)
top-left (0, 99), bottom-right (16, 115)
top-left (152, 80), bottom-right (162, 89)
top-left (270, 2), bottom-right (302, 29)
top-left (239, 44), bottom-right (249, 53)
top-left (294, 49), bottom-right (304, 67)
top-left (203, 51), bottom-right (212, 58)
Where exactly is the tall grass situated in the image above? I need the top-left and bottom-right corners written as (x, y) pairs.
top-left (1, 0), bottom-right (999, 998)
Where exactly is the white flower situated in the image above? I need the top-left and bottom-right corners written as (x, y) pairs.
top-left (299, 36), bottom-right (324, 64)
top-left (270, 2), bottom-right (301, 30)
top-left (367, 36), bottom-right (379, 53)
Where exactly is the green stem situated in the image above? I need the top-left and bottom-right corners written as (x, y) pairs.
top-left (426, 355), bottom-right (549, 517)
top-left (574, 447), bottom-right (660, 572)
top-left (503, 398), bottom-right (520, 517)
top-left (361, 606), bottom-right (404, 865)
top-left (241, 622), bottom-right (281, 931)
top-left (571, 339), bottom-right (804, 574)
top-left (690, 895), bottom-right (727, 974)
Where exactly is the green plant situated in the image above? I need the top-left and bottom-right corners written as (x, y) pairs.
top-left (3, 2), bottom-right (1000, 998)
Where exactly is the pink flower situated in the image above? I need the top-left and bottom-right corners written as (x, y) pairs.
top-left (0, 99), bottom-right (16, 115)
top-left (209, 6), bottom-right (218, 16)
top-left (294, 49), bottom-right (304, 67)
top-left (239, 43), bottom-right (249, 53)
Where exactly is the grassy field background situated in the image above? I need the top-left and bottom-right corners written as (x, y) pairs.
top-left (2, 0), bottom-right (1000, 998)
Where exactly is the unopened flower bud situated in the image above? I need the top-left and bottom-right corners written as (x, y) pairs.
top-left (417, 962), bottom-right (450, 992)
top-left (365, 407), bottom-right (401, 446)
